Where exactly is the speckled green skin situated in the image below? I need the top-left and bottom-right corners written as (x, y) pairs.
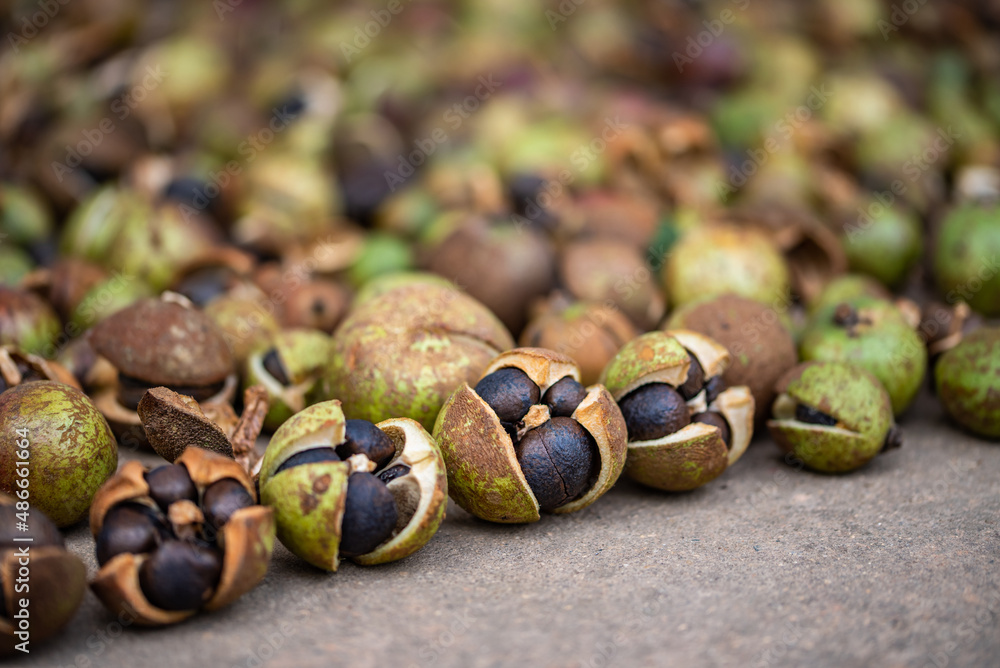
top-left (624, 429), bottom-right (728, 492)
top-left (768, 362), bottom-right (894, 473)
top-left (934, 203), bottom-right (1000, 316)
top-left (663, 225), bottom-right (790, 309)
top-left (320, 282), bottom-right (513, 430)
top-left (352, 272), bottom-right (454, 308)
top-left (246, 329), bottom-right (332, 431)
top-left (0, 288), bottom-right (61, 358)
top-left (807, 274), bottom-right (891, 315)
top-left (0, 382), bottom-right (117, 526)
top-left (599, 332), bottom-right (689, 399)
top-left (935, 327), bottom-right (1000, 438)
top-left (259, 401), bottom-right (349, 570)
top-left (800, 299), bottom-right (926, 416)
top-left (844, 205), bottom-right (922, 288)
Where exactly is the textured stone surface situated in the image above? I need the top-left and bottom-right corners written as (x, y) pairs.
top-left (17, 388), bottom-right (1000, 668)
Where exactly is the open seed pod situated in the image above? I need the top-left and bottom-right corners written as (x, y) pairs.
top-left (0, 345), bottom-right (80, 393)
top-left (89, 448), bottom-right (275, 626)
top-left (89, 293), bottom-right (237, 447)
top-left (433, 348), bottom-right (627, 523)
top-left (768, 361), bottom-right (901, 473)
top-left (600, 331), bottom-right (754, 492)
top-left (1, 495), bottom-right (86, 654)
top-left (258, 400), bottom-right (447, 571)
top-left (244, 329), bottom-right (332, 431)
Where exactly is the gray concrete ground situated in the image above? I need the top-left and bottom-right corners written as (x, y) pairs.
top-left (13, 388), bottom-right (1000, 668)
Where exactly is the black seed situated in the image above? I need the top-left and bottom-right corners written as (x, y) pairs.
top-left (274, 447), bottom-right (340, 474)
top-left (377, 464), bottom-right (411, 484)
top-left (500, 420), bottom-right (521, 444)
top-left (118, 374), bottom-right (225, 410)
top-left (336, 420), bottom-right (395, 470)
top-left (618, 383), bottom-right (691, 441)
top-left (0, 504), bottom-right (63, 551)
top-left (795, 404), bottom-right (838, 427)
top-left (163, 177), bottom-right (210, 210)
top-left (678, 353), bottom-right (705, 400)
top-left (172, 266), bottom-right (234, 307)
top-left (96, 503), bottom-right (165, 566)
top-left (202, 479), bottom-right (254, 531)
top-left (705, 376), bottom-right (726, 404)
top-left (692, 411), bottom-right (732, 449)
top-left (145, 465), bottom-right (198, 513)
top-left (262, 348), bottom-right (290, 386)
top-left (515, 417), bottom-right (595, 512)
top-left (474, 367), bottom-right (540, 423)
top-left (139, 540), bottom-right (223, 611)
top-left (542, 376), bottom-right (588, 417)
top-left (339, 473), bottom-right (398, 557)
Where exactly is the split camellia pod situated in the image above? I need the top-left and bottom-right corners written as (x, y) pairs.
top-left (0, 345), bottom-right (80, 393)
top-left (433, 348), bottom-right (627, 523)
top-left (89, 447), bottom-right (275, 626)
top-left (935, 327), bottom-right (1000, 439)
top-left (1, 495), bottom-right (86, 654)
top-left (600, 331), bottom-right (754, 492)
top-left (244, 329), bottom-right (332, 431)
top-left (89, 293), bottom-right (237, 446)
top-left (258, 400), bottom-right (447, 570)
top-left (768, 361), bottom-right (902, 473)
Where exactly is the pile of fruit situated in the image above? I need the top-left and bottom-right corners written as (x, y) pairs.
top-left (1, 0), bottom-right (999, 652)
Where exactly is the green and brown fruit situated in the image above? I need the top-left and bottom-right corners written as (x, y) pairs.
top-left (768, 361), bottom-right (901, 473)
top-left (258, 401), bottom-right (447, 570)
top-left (600, 331), bottom-right (754, 492)
top-left (434, 348), bottom-right (627, 523)
top-left (934, 201), bottom-right (1000, 316)
top-left (0, 287), bottom-right (61, 359)
top-left (935, 327), bottom-right (1000, 438)
top-left (89, 447), bottom-right (275, 626)
top-left (320, 280), bottom-right (513, 431)
top-left (244, 329), bottom-right (332, 431)
top-left (0, 381), bottom-right (117, 527)
top-left (800, 298), bottom-right (926, 415)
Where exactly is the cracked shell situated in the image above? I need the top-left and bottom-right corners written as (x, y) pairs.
top-left (935, 327), bottom-right (1000, 438)
top-left (319, 281), bottom-right (513, 431)
top-left (768, 361), bottom-right (897, 472)
top-left (88, 448), bottom-right (275, 626)
top-left (1, 495), bottom-right (86, 654)
top-left (258, 400), bottom-right (447, 570)
top-left (433, 348), bottom-right (628, 523)
top-left (245, 329), bottom-right (332, 431)
top-left (600, 331), bottom-right (755, 492)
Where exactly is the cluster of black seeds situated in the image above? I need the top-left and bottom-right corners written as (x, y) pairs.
top-left (618, 352), bottom-right (732, 448)
top-left (96, 463), bottom-right (254, 611)
top-left (273, 419), bottom-right (406, 557)
top-left (474, 368), bottom-right (597, 512)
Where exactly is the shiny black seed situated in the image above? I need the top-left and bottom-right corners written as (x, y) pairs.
top-left (474, 367), bottom-right (540, 423)
top-left (172, 266), bottom-right (235, 307)
top-left (795, 404), bottom-right (838, 427)
top-left (705, 376), bottom-right (726, 404)
top-left (202, 479), bottom-right (254, 531)
top-left (139, 540), bottom-right (223, 611)
top-left (0, 504), bottom-right (63, 551)
top-left (678, 353), bottom-right (705, 400)
top-left (262, 348), bottom-right (290, 386)
top-left (692, 411), bottom-right (732, 449)
top-left (618, 383), bottom-right (691, 442)
top-left (144, 465), bottom-right (198, 513)
top-left (542, 376), bottom-right (588, 417)
top-left (274, 447), bottom-right (340, 474)
top-left (377, 464), bottom-right (411, 484)
top-left (339, 473), bottom-right (398, 557)
top-left (96, 503), bottom-right (165, 566)
top-left (515, 417), bottom-right (595, 512)
top-left (336, 420), bottom-right (396, 470)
